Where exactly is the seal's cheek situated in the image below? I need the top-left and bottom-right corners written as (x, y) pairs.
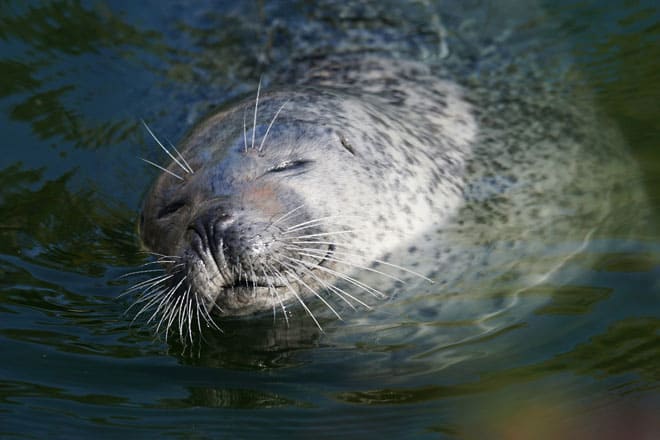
top-left (241, 183), bottom-right (285, 218)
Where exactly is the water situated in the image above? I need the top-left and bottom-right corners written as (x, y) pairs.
top-left (1, 1), bottom-right (659, 438)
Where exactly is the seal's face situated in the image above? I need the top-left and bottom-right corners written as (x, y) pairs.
top-left (138, 91), bottom-right (414, 329)
top-left (134, 61), bottom-right (477, 339)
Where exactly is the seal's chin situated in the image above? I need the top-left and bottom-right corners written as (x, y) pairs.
top-left (183, 244), bottom-right (336, 317)
top-left (212, 285), bottom-right (288, 317)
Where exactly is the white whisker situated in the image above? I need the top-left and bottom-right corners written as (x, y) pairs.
top-left (127, 287), bottom-right (166, 321)
top-left (122, 273), bottom-right (174, 295)
top-left (285, 229), bottom-right (360, 239)
top-left (178, 295), bottom-right (187, 343)
top-left (166, 139), bottom-right (194, 173)
top-left (251, 77), bottom-right (262, 150)
top-left (199, 299), bottom-right (222, 332)
top-left (288, 247), bottom-right (406, 284)
top-left (186, 293), bottom-right (194, 344)
top-left (258, 100), bottom-right (289, 152)
top-left (118, 268), bottom-right (164, 279)
top-left (131, 290), bottom-right (168, 325)
top-left (163, 294), bottom-right (184, 343)
top-left (243, 106), bottom-right (249, 152)
top-left (150, 276), bottom-right (186, 325)
top-left (295, 264), bottom-right (365, 310)
top-left (289, 240), bottom-right (434, 283)
top-left (280, 255), bottom-right (387, 299)
top-left (271, 204), bottom-right (305, 227)
top-left (276, 258), bottom-right (342, 320)
top-left (262, 265), bottom-right (289, 326)
top-left (194, 288), bottom-right (203, 335)
top-left (139, 251), bottom-right (181, 259)
top-left (275, 269), bottom-right (323, 331)
top-left (141, 120), bottom-right (191, 174)
top-left (285, 214), bottom-right (360, 232)
top-left (140, 158), bottom-right (183, 181)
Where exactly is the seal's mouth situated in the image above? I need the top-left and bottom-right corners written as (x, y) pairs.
top-left (181, 241), bottom-right (336, 314)
top-left (314, 243), bottom-right (335, 268)
top-left (215, 243), bottom-right (335, 289)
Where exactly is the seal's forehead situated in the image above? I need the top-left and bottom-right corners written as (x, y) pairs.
top-left (254, 122), bottom-right (337, 153)
top-left (191, 121), bottom-right (339, 166)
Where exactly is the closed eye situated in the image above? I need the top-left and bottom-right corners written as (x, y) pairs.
top-left (268, 159), bottom-right (312, 173)
top-left (157, 200), bottom-right (186, 219)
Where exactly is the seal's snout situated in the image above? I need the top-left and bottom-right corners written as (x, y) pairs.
top-left (187, 210), bottom-right (233, 248)
top-left (184, 203), bottom-right (286, 287)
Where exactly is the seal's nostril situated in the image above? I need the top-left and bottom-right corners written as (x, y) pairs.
top-left (186, 212), bottom-right (235, 257)
top-left (187, 217), bottom-right (209, 249)
top-left (213, 213), bottom-right (235, 235)
top-left (217, 213), bottom-right (233, 224)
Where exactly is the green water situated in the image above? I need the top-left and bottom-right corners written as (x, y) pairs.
top-left (1, 1), bottom-right (659, 438)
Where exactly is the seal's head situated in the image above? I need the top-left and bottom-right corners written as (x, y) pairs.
top-left (138, 88), bottom-right (439, 333)
top-left (135, 57), bottom-right (476, 339)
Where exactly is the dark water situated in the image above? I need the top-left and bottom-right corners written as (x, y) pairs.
top-left (1, 0), bottom-right (659, 438)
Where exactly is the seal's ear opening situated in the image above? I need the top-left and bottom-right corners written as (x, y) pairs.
top-left (339, 135), bottom-right (356, 156)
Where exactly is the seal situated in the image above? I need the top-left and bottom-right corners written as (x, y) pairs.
top-left (131, 3), bottom-right (644, 343)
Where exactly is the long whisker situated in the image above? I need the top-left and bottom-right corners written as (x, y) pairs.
top-left (118, 268), bottom-right (164, 279)
top-left (121, 273), bottom-right (174, 296)
top-left (186, 292), bottom-right (195, 344)
top-left (279, 254), bottom-right (387, 299)
top-left (251, 264), bottom-right (258, 297)
top-left (126, 286), bottom-right (166, 319)
top-left (243, 106), bottom-right (249, 152)
top-left (136, 260), bottom-right (172, 268)
top-left (287, 247), bottom-right (406, 284)
top-left (276, 258), bottom-right (342, 320)
top-left (263, 265), bottom-right (289, 326)
top-left (199, 299), bottom-right (222, 332)
top-left (164, 295), bottom-right (184, 343)
top-left (152, 294), bottom-right (173, 335)
top-left (124, 290), bottom-right (158, 313)
top-left (139, 251), bottom-right (181, 259)
top-left (258, 99), bottom-right (289, 152)
top-left (178, 294), bottom-right (187, 344)
top-left (166, 138), bottom-right (194, 173)
top-left (140, 158), bottom-right (183, 181)
top-left (132, 278), bottom-right (181, 329)
top-left (285, 215), bottom-right (360, 232)
top-left (284, 229), bottom-right (361, 239)
top-left (149, 276), bottom-right (187, 326)
top-left (295, 263), bottom-right (368, 310)
top-left (251, 77), bottom-right (262, 150)
top-left (132, 287), bottom-right (168, 325)
top-left (271, 204), bottom-right (305, 227)
top-left (141, 120), bottom-right (191, 174)
top-left (194, 288), bottom-right (203, 336)
top-left (261, 266), bottom-right (278, 322)
top-left (127, 276), bottom-right (177, 308)
top-left (275, 269), bottom-right (323, 331)
top-left (288, 240), bottom-right (435, 283)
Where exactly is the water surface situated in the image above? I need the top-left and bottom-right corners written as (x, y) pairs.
top-left (1, 0), bottom-right (659, 438)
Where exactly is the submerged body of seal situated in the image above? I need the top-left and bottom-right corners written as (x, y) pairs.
top-left (133, 3), bottom-right (644, 342)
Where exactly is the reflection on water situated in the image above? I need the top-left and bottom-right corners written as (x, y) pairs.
top-left (1, 0), bottom-right (659, 438)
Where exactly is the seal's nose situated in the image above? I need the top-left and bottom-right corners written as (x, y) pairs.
top-left (187, 210), bottom-right (233, 251)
